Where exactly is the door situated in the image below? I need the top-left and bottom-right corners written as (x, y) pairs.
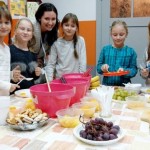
top-left (96, 0), bottom-right (150, 85)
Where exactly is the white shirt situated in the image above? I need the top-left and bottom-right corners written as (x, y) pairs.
top-left (0, 43), bottom-right (11, 96)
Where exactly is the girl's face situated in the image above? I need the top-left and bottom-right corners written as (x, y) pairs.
top-left (0, 17), bottom-right (11, 39)
top-left (111, 24), bottom-right (127, 48)
top-left (15, 20), bottom-right (33, 43)
top-left (62, 19), bottom-right (77, 40)
top-left (40, 11), bottom-right (56, 32)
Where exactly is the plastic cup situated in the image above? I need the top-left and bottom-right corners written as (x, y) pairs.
top-left (0, 96), bottom-right (10, 125)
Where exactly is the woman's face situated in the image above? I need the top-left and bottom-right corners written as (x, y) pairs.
top-left (111, 24), bottom-right (127, 48)
top-left (40, 11), bottom-right (57, 32)
top-left (15, 20), bottom-right (33, 43)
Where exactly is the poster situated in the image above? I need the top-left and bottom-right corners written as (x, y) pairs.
top-left (8, 0), bottom-right (26, 18)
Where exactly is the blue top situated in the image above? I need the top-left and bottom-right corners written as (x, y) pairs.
top-left (97, 45), bottom-right (138, 86)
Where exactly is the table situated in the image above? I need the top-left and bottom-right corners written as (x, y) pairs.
top-left (0, 96), bottom-right (150, 150)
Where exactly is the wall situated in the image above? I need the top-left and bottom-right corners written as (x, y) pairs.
top-left (43, 0), bottom-right (97, 66)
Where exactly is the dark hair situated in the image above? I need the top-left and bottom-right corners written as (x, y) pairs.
top-left (14, 17), bottom-right (36, 50)
top-left (61, 13), bottom-right (79, 59)
top-left (0, 6), bottom-right (12, 44)
top-left (147, 22), bottom-right (150, 61)
top-left (35, 3), bottom-right (59, 46)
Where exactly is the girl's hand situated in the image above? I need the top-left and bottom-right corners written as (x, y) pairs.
top-left (12, 66), bottom-right (23, 82)
top-left (10, 84), bottom-right (20, 92)
top-left (141, 68), bottom-right (149, 77)
top-left (101, 64), bottom-right (109, 72)
top-left (35, 67), bottom-right (42, 76)
top-left (117, 68), bottom-right (124, 72)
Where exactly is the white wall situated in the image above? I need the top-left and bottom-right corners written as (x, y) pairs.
top-left (42, 0), bottom-right (96, 21)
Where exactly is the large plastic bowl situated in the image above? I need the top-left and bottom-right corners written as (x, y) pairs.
top-left (62, 73), bottom-right (91, 91)
top-left (30, 83), bottom-right (75, 118)
top-left (52, 78), bottom-right (88, 106)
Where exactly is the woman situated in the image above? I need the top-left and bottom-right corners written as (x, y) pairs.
top-left (31, 3), bottom-right (59, 68)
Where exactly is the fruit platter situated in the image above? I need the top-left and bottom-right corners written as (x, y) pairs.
top-left (103, 71), bottom-right (129, 76)
top-left (73, 116), bottom-right (124, 145)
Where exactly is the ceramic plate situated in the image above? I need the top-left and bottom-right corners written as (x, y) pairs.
top-left (15, 89), bottom-right (31, 98)
top-left (103, 71), bottom-right (129, 77)
top-left (73, 124), bottom-right (125, 146)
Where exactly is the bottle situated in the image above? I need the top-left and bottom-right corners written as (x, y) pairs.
top-left (25, 98), bottom-right (35, 110)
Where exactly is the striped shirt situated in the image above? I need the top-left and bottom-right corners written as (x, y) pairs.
top-left (97, 45), bottom-right (137, 86)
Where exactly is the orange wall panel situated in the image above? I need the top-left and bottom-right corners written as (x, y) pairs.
top-left (79, 21), bottom-right (96, 66)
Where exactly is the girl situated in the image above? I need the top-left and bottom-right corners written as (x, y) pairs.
top-left (0, 6), bottom-right (19, 96)
top-left (46, 13), bottom-right (87, 81)
top-left (97, 20), bottom-right (137, 86)
top-left (32, 3), bottom-right (59, 68)
top-left (10, 18), bottom-right (43, 90)
top-left (140, 22), bottom-right (150, 85)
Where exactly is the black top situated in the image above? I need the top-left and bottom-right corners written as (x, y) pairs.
top-left (10, 44), bottom-right (40, 90)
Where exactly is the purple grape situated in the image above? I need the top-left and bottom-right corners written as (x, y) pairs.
top-left (109, 128), bottom-right (119, 135)
top-left (107, 121), bottom-right (113, 128)
top-left (96, 136), bottom-right (103, 141)
top-left (80, 130), bottom-right (87, 138)
top-left (112, 125), bottom-right (120, 131)
top-left (102, 133), bottom-right (109, 140)
top-left (109, 134), bottom-right (117, 140)
top-left (86, 134), bottom-right (93, 140)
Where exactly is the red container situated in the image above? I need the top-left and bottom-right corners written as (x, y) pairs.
top-left (62, 73), bottom-right (91, 91)
top-left (30, 83), bottom-right (75, 118)
top-left (52, 78), bottom-right (88, 106)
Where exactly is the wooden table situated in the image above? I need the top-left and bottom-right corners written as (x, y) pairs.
top-left (0, 96), bottom-right (150, 150)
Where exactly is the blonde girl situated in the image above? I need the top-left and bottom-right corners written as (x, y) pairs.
top-left (10, 18), bottom-right (43, 90)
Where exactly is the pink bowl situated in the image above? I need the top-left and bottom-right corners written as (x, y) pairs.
top-left (62, 73), bottom-right (91, 91)
top-left (30, 83), bottom-right (75, 118)
top-left (52, 78), bottom-right (88, 106)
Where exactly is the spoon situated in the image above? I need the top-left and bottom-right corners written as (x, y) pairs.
top-left (17, 78), bottom-right (33, 85)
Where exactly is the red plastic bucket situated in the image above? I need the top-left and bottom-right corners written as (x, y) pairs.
top-left (30, 83), bottom-right (75, 118)
top-left (52, 78), bottom-right (88, 106)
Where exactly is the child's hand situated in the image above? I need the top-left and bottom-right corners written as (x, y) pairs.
top-left (10, 84), bottom-right (20, 92)
top-left (12, 66), bottom-right (24, 83)
top-left (35, 67), bottom-right (42, 76)
top-left (101, 64), bottom-right (109, 72)
top-left (117, 68), bottom-right (124, 72)
top-left (140, 68), bottom-right (149, 77)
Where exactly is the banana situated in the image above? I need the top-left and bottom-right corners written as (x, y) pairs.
top-left (91, 76), bottom-right (100, 83)
top-left (90, 80), bottom-right (100, 87)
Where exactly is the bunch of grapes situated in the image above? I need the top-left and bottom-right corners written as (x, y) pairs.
top-left (79, 116), bottom-right (120, 141)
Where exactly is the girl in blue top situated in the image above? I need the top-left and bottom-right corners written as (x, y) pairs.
top-left (97, 20), bottom-right (137, 86)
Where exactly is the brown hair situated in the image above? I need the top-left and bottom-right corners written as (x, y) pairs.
top-left (61, 13), bottom-right (79, 59)
top-left (0, 6), bottom-right (12, 44)
top-left (14, 17), bottom-right (36, 50)
top-left (147, 22), bottom-right (150, 61)
top-left (111, 20), bottom-right (128, 35)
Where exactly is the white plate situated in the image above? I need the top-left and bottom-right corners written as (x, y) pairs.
top-left (73, 124), bottom-right (125, 146)
top-left (112, 99), bottom-right (126, 104)
top-left (15, 89), bottom-right (31, 98)
top-left (140, 87), bottom-right (150, 94)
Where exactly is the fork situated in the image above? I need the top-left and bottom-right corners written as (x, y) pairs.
top-left (17, 78), bottom-right (33, 85)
